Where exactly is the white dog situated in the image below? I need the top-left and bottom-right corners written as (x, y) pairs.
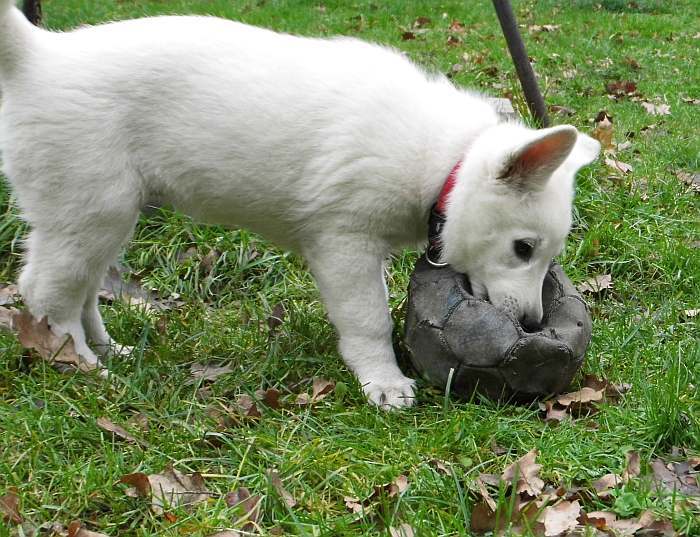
top-left (0, 2), bottom-right (599, 408)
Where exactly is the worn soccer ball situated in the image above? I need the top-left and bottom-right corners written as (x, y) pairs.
top-left (404, 256), bottom-right (592, 401)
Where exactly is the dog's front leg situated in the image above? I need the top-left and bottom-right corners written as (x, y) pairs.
top-left (305, 238), bottom-right (415, 409)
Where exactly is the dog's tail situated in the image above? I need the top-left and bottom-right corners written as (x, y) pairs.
top-left (0, 0), bottom-right (38, 81)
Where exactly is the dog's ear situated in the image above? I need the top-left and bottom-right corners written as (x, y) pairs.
top-left (499, 125), bottom-right (578, 190)
top-left (567, 132), bottom-right (601, 171)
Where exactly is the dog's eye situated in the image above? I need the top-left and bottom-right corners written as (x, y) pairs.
top-left (513, 239), bottom-right (534, 261)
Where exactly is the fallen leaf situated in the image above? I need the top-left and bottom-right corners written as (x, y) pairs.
top-left (200, 249), bottom-right (220, 274)
top-left (584, 510), bottom-right (617, 529)
top-left (556, 386), bottom-right (605, 406)
top-left (96, 417), bottom-right (150, 448)
top-left (470, 501), bottom-right (498, 533)
top-left (225, 487), bottom-right (261, 531)
top-left (189, 363), bottom-right (233, 383)
top-left (683, 309), bottom-right (699, 318)
top-left (605, 158), bottom-right (634, 174)
top-left (207, 532), bottom-right (241, 537)
top-left (640, 101), bottom-right (671, 116)
top-left (413, 16), bottom-right (431, 28)
top-left (0, 488), bottom-right (22, 524)
top-left (344, 495), bottom-right (364, 514)
top-left (474, 475), bottom-right (498, 512)
top-left (0, 283), bottom-right (19, 306)
top-left (446, 35), bottom-right (461, 46)
top-left (591, 111), bottom-right (614, 150)
top-left (14, 311), bottom-right (98, 373)
top-left (267, 470), bottom-right (297, 508)
top-left (623, 57), bottom-right (641, 69)
top-left (675, 171), bottom-right (700, 193)
top-left (651, 458), bottom-right (700, 496)
top-left (429, 459), bottom-right (450, 475)
top-left (401, 31), bottom-right (415, 41)
top-left (389, 523), bottom-right (415, 537)
top-left (449, 20), bottom-right (466, 33)
top-left (622, 451), bottom-right (641, 483)
top-left (120, 466), bottom-right (210, 514)
top-left (235, 395), bottom-right (262, 418)
top-left (681, 96), bottom-right (700, 105)
top-left (592, 473), bottom-right (622, 497)
top-left (267, 303), bottom-right (286, 335)
top-left (540, 500), bottom-right (581, 536)
top-left (540, 400), bottom-right (569, 422)
top-left (529, 24), bottom-right (560, 33)
top-left (549, 104), bottom-right (575, 116)
top-left (605, 80), bottom-right (638, 98)
top-left (99, 265), bottom-right (154, 311)
top-left (67, 521), bottom-right (110, 537)
top-left (609, 518), bottom-right (644, 534)
top-left (577, 274), bottom-right (613, 295)
top-left (0, 306), bottom-right (18, 332)
top-left (255, 388), bottom-right (282, 409)
top-left (502, 449), bottom-right (545, 497)
top-left (311, 377), bottom-right (335, 401)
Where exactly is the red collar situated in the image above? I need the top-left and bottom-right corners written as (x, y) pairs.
top-left (435, 160), bottom-right (462, 215)
top-left (425, 160), bottom-right (462, 267)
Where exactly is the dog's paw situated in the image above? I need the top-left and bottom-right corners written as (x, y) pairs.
top-left (96, 341), bottom-right (134, 359)
top-left (362, 373), bottom-right (416, 410)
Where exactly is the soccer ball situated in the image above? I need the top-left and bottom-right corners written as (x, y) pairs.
top-left (404, 257), bottom-right (591, 401)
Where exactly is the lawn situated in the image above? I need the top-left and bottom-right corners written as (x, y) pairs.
top-left (0, 0), bottom-right (698, 536)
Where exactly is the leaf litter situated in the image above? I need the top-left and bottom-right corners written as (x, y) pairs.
top-left (540, 374), bottom-right (631, 422)
top-left (120, 466), bottom-right (211, 514)
top-left (469, 449), bottom-right (682, 536)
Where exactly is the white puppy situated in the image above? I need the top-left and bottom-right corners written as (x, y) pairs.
top-left (0, 2), bottom-right (599, 408)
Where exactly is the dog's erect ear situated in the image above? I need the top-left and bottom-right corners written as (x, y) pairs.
top-left (499, 125), bottom-right (578, 190)
top-left (567, 132), bottom-right (601, 171)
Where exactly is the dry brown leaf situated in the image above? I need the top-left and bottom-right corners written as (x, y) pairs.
top-left (474, 476), bottom-right (498, 512)
top-left (235, 395), bottom-right (262, 418)
top-left (605, 80), bottom-right (638, 98)
top-left (501, 449), bottom-right (545, 497)
top-left (540, 400), bottom-right (570, 422)
top-left (622, 451), bottom-right (641, 483)
top-left (67, 521), bottom-right (110, 537)
top-left (344, 495), bottom-right (364, 514)
top-left (0, 283), bottom-right (19, 306)
top-left (681, 96), bottom-right (700, 105)
top-left (529, 24), bottom-right (560, 33)
top-left (14, 311), bottom-right (99, 373)
top-left (311, 377), bottom-right (335, 401)
top-left (556, 386), bottom-right (605, 406)
top-left (413, 16), bottom-right (431, 28)
top-left (585, 510), bottom-right (617, 529)
top-left (609, 518), bottom-right (644, 534)
top-left (267, 303), bottom-right (286, 335)
top-left (640, 101), bottom-right (671, 116)
top-left (120, 466), bottom-right (210, 514)
top-left (591, 111), bottom-right (614, 150)
top-left (605, 158), bottom-right (633, 174)
top-left (539, 500), bottom-right (581, 536)
top-left (470, 501), bottom-right (498, 533)
top-left (592, 473), bottom-right (622, 497)
top-left (429, 459), bottom-right (450, 475)
top-left (449, 20), bottom-right (466, 33)
top-left (0, 306), bottom-right (17, 332)
top-left (651, 458), bottom-right (700, 496)
top-left (96, 417), bottom-right (150, 448)
top-left (255, 388), bottom-right (282, 409)
top-left (267, 470), bottom-right (297, 508)
top-left (99, 265), bottom-right (154, 311)
top-left (675, 171), bottom-right (700, 193)
top-left (200, 249), bottom-right (220, 274)
top-left (576, 274), bottom-right (613, 295)
top-left (389, 523), bottom-right (415, 537)
top-left (225, 487), bottom-right (261, 531)
top-left (189, 363), bottom-right (233, 383)
top-left (549, 104), bottom-right (575, 117)
top-left (0, 488), bottom-right (22, 525)
top-left (207, 532), bottom-right (241, 537)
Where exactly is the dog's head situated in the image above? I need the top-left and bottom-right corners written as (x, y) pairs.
top-left (441, 123), bottom-right (599, 328)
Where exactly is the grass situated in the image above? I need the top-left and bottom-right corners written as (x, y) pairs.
top-left (1, 0), bottom-right (699, 535)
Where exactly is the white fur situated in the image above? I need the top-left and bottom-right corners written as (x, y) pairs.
top-left (0, 1), bottom-right (599, 408)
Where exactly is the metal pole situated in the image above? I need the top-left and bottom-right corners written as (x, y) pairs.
top-left (492, 0), bottom-right (549, 127)
top-left (22, 0), bottom-right (42, 25)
